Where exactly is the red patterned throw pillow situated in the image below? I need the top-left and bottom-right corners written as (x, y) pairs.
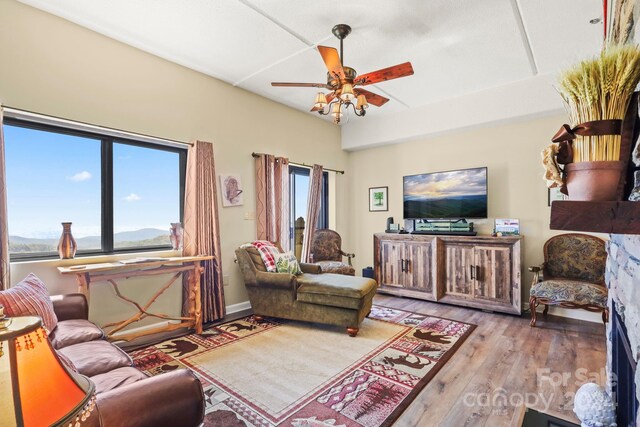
top-left (0, 273), bottom-right (58, 332)
top-left (249, 240), bottom-right (281, 272)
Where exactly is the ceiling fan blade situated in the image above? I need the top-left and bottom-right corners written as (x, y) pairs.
top-left (317, 46), bottom-right (345, 79)
top-left (354, 88), bottom-right (389, 107)
top-left (271, 82), bottom-right (329, 88)
top-left (355, 62), bottom-right (414, 86)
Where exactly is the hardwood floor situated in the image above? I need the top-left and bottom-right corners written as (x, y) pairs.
top-left (374, 294), bottom-right (606, 427)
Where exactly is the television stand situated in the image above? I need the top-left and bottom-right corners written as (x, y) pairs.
top-left (374, 233), bottom-right (522, 315)
top-left (411, 230), bottom-right (477, 236)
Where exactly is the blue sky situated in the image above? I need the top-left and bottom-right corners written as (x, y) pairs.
top-left (5, 124), bottom-right (180, 238)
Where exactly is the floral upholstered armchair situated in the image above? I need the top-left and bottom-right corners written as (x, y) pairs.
top-left (529, 233), bottom-right (608, 327)
top-left (310, 229), bottom-right (356, 276)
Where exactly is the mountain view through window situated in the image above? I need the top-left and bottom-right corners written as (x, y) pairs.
top-left (5, 122), bottom-right (184, 257)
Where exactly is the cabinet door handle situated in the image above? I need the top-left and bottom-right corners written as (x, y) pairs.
top-left (476, 265), bottom-right (481, 281)
top-left (400, 259), bottom-right (405, 272)
top-left (405, 259), bottom-right (410, 273)
top-left (470, 265), bottom-right (475, 280)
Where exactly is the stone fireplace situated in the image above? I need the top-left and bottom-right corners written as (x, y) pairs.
top-left (606, 234), bottom-right (640, 426)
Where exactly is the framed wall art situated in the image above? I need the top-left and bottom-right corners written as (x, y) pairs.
top-left (369, 186), bottom-right (388, 212)
top-left (220, 174), bottom-right (243, 207)
top-left (494, 218), bottom-right (520, 235)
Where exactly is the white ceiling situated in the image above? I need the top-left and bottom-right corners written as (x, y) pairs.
top-left (18, 0), bottom-right (603, 142)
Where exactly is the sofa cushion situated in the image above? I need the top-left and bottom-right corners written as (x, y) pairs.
top-left (530, 279), bottom-right (607, 308)
top-left (50, 319), bottom-right (105, 349)
top-left (58, 340), bottom-right (133, 377)
top-left (0, 273), bottom-right (58, 332)
top-left (90, 367), bottom-right (149, 394)
top-left (57, 351), bottom-right (79, 373)
top-left (297, 274), bottom-right (377, 310)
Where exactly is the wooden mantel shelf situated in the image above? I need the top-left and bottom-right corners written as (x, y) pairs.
top-left (550, 201), bottom-right (640, 235)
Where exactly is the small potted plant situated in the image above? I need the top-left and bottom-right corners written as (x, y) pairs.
top-left (543, 45), bottom-right (640, 201)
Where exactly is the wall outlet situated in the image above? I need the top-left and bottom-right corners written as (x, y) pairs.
top-left (223, 274), bottom-right (231, 287)
top-left (244, 211), bottom-right (255, 220)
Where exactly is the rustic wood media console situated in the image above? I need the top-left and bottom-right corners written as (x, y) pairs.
top-left (374, 233), bottom-right (522, 314)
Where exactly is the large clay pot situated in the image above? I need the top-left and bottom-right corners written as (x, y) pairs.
top-left (565, 161), bottom-right (625, 201)
top-left (57, 222), bottom-right (77, 259)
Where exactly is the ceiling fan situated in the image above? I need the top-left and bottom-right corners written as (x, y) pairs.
top-left (271, 24), bottom-right (414, 124)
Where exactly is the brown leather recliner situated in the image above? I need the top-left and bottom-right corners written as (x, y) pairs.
top-left (50, 294), bottom-right (205, 427)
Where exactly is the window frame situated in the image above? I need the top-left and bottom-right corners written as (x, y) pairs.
top-left (5, 117), bottom-right (187, 261)
top-left (289, 165), bottom-right (329, 243)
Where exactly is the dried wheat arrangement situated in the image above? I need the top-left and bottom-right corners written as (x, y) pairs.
top-left (557, 44), bottom-right (640, 162)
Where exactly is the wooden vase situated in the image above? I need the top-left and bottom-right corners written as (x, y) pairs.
top-left (57, 222), bottom-right (77, 259)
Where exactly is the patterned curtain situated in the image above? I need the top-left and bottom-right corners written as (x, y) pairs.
top-left (301, 164), bottom-right (324, 263)
top-left (255, 154), bottom-right (290, 251)
top-left (0, 107), bottom-right (9, 290)
top-left (182, 141), bottom-right (225, 323)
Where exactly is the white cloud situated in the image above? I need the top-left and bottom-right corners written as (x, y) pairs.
top-left (68, 171), bottom-right (92, 182)
top-left (123, 193), bottom-right (141, 202)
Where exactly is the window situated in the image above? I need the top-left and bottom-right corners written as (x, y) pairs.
top-left (4, 118), bottom-right (186, 259)
top-left (113, 143), bottom-right (182, 249)
top-left (289, 166), bottom-right (328, 254)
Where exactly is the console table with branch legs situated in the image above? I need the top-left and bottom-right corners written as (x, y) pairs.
top-left (58, 255), bottom-right (213, 342)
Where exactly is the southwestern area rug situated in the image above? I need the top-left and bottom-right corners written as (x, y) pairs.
top-left (129, 305), bottom-right (475, 427)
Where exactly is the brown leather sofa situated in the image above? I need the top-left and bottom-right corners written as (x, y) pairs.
top-left (50, 293), bottom-right (204, 427)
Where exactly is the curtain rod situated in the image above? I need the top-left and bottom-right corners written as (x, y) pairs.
top-left (252, 152), bottom-right (345, 174)
top-left (2, 105), bottom-right (193, 147)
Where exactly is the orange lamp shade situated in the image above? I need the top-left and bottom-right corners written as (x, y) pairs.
top-left (0, 316), bottom-right (95, 427)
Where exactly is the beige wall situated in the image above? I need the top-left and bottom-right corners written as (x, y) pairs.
top-left (0, 1), bottom-right (347, 330)
top-left (0, 1), bottom-right (601, 328)
top-left (347, 114), bottom-right (604, 322)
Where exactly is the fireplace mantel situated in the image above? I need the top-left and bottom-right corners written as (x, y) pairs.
top-left (550, 201), bottom-right (640, 235)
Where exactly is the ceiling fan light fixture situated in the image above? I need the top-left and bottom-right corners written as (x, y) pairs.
top-left (330, 102), bottom-right (343, 119)
top-left (271, 24), bottom-right (414, 125)
top-left (340, 83), bottom-right (355, 102)
top-left (356, 94), bottom-right (368, 110)
top-left (314, 92), bottom-right (328, 109)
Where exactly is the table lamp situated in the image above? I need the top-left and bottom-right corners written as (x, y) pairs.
top-left (0, 311), bottom-right (96, 427)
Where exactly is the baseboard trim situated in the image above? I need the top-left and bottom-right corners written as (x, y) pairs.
top-left (226, 300), bottom-right (252, 314)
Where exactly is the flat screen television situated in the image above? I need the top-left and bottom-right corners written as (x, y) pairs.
top-left (403, 167), bottom-right (488, 220)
